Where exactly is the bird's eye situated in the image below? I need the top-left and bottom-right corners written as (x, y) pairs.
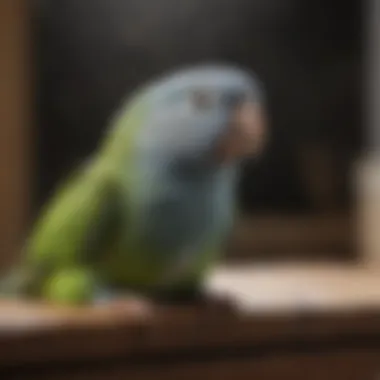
top-left (223, 92), bottom-right (246, 108)
top-left (190, 89), bottom-right (215, 110)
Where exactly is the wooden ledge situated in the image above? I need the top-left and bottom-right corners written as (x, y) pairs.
top-left (229, 215), bottom-right (354, 259)
top-left (0, 263), bottom-right (380, 375)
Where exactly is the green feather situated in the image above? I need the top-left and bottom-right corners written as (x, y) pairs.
top-left (1, 95), bottom-right (149, 304)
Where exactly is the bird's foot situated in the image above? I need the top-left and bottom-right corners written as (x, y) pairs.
top-left (154, 288), bottom-right (236, 314)
top-left (92, 289), bottom-right (152, 315)
top-left (191, 290), bottom-right (236, 314)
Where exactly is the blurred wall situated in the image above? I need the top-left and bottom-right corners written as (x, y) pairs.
top-left (34, 0), bottom-right (362, 216)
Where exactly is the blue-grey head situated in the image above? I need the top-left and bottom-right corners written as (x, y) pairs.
top-left (135, 63), bottom-right (268, 173)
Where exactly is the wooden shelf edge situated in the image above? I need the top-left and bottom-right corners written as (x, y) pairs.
top-left (0, 263), bottom-right (379, 368)
top-left (228, 214), bottom-right (354, 258)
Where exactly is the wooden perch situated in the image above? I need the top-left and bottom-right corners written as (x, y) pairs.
top-left (0, 263), bottom-right (379, 379)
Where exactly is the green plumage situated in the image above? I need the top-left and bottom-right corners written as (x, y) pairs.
top-left (2, 96), bottom-right (147, 304)
top-left (1, 64), bottom-right (263, 306)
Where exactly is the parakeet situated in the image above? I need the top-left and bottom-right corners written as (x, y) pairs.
top-left (1, 64), bottom-right (267, 307)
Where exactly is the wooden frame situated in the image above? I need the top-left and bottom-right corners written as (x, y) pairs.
top-left (0, 0), bottom-right (32, 270)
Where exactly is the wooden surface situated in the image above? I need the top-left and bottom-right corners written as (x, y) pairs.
top-left (0, 263), bottom-right (379, 379)
top-left (9, 351), bottom-right (378, 380)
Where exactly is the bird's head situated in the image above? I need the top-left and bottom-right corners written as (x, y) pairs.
top-left (135, 64), bottom-right (268, 171)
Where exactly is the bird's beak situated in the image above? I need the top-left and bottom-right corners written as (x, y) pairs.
top-left (216, 101), bottom-right (267, 164)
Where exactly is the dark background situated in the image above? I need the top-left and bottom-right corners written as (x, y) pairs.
top-left (33, 0), bottom-right (363, 217)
